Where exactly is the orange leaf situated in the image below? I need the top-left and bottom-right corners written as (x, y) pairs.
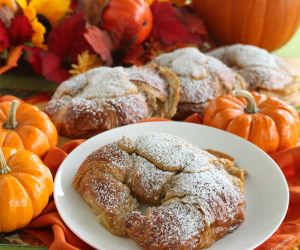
top-left (0, 45), bottom-right (23, 74)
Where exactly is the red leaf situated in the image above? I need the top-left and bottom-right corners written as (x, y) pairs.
top-left (84, 25), bottom-right (113, 65)
top-left (150, 1), bottom-right (213, 48)
top-left (180, 9), bottom-right (208, 36)
top-left (25, 47), bottom-right (69, 83)
top-left (9, 15), bottom-right (33, 45)
top-left (40, 51), bottom-right (70, 83)
top-left (151, 2), bottom-right (196, 45)
top-left (0, 20), bottom-right (10, 52)
top-left (47, 13), bottom-right (92, 63)
top-left (25, 46), bottom-right (42, 75)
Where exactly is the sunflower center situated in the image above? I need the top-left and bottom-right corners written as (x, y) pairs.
top-left (37, 14), bottom-right (52, 37)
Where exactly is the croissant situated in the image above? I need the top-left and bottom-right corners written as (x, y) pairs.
top-left (45, 65), bottom-right (180, 138)
top-left (151, 47), bottom-right (247, 119)
top-left (73, 133), bottom-right (246, 249)
top-left (208, 44), bottom-right (300, 106)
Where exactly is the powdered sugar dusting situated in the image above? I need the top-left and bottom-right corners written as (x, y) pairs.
top-left (91, 173), bottom-right (127, 213)
top-left (165, 166), bottom-right (243, 224)
top-left (129, 154), bottom-right (175, 204)
top-left (126, 66), bottom-right (168, 95)
top-left (86, 143), bottom-right (131, 175)
top-left (154, 47), bottom-right (239, 103)
top-left (109, 94), bottom-right (149, 125)
top-left (137, 200), bottom-right (204, 248)
top-left (77, 67), bottom-right (138, 99)
top-left (121, 133), bottom-right (216, 172)
top-left (208, 44), bottom-right (294, 89)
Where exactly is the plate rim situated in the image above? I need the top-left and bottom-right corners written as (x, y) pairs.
top-left (54, 121), bottom-right (289, 250)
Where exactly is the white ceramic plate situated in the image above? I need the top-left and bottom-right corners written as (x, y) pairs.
top-left (54, 122), bottom-right (289, 250)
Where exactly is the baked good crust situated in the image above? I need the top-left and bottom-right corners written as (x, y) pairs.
top-left (152, 47), bottom-right (247, 119)
top-left (73, 133), bottom-right (246, 249)
top-left (45, 65), bottom-right (180, 138)
top-left (208, 44), bottom-right (300, 106)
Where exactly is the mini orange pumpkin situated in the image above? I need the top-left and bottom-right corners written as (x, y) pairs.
top-left (102, 0), bottom-right (153, 46)
top-left (0, 147), bottom-right (53, 232)
top-left (0, 100), bottom-right (58, 157)
top-left (204, 90), bottom-right (300, 153)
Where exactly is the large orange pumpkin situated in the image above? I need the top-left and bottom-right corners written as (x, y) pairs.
top-left (203, 90), bottom-right (300, 153)
top-left (102, 0), bottom-right (153, 46)
top-left (192, 0), bottom-right (300, 51)
top-left (0, 100), bottom-right (58, 157)
top-left (0, 147), bottom-right (53, 232)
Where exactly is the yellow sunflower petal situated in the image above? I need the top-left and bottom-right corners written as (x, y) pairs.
top-left (31, 20), bottom-right (46, 48)
top-left (29, 0), bottom-right (70, 28)
top-left (22, 5), bottom-right (36, 21)
top-left (70, 51), bottom-right (102, 76)
top-left (15, 0), bottom-right (26, 8)
top-left (16, 1), bottom-right (46, 48)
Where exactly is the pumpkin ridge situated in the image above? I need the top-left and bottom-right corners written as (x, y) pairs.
top-left (227, 114), bottom-right (253, 140)
top-left (0, 128), bottom-right (8, 146)
top-left (17, 111), bottom-right (58, 146)
top-left (0, 174), bottom-right (33, 232)
top-left (8, 162), bottom-right (53, 197)
top-left (0, 109), bottom-right (7, 123)
top-left (209, 108), bottom-right (244, 130)
top-left (14, 125), bottom-right (50, 157)
top-left (10, 172), bottom-right (49, 217)
top-left (8, 154), bottom-right (42, 169)
top-left (3, 130), bottom-right (24, 149)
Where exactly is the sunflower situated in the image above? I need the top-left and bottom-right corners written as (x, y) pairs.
top-left (69, 50), bottom-right (102, 76)
top-left (16, 0), bottom-right (70, 48)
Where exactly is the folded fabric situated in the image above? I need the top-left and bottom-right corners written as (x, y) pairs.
top-left (20, 115), bottom-right (300, 250)
top-left (23, 140), bottom-right (92, 250)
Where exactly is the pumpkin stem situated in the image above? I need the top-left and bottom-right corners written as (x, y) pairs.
top-left (233, 89), bottom-right (259, 114)
top-left (0, 148), bottom-right (10, 174)
top-left (5, 101), bottom-right (19, 129)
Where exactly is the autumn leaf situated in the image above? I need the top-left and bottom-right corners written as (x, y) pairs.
top-left (84, 25), bottom-right (113, 65)
top-left (40, 51), bottom-right (70, 83)
top-left (25, 46), bottom-right (42, 74)
top-left (0, 45), bottom-right (23, 74)
top-left (150, 1), bottom-right (212, 48)
top-left (0, 20), bottom-right (10, 52)
top-left (8, 15), bottom-right (33, 45)
top-left (47, 13), bottom-right (92, 63)
top-left (26, 13), bottom-right (93, 84)
top-left (151, 1), bottom-right (196, 45)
